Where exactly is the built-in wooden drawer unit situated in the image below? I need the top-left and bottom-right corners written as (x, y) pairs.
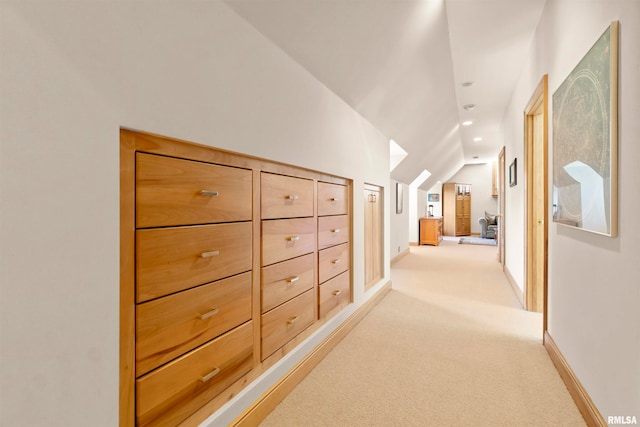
top-left (317, 182), bottom-right (348, 216)
top-left (261, 289), bottom-right (315, 359)
top-left (135, 272), bottom-right (252, 377)
top-left (136, 153), bottom-right (252, 228)
top-left (261, 217), bottom-right (316, 266)
top-left (317, 214), bottom-right (349, 249)
top-left (318, 271), bottom-right (350, 320)
top-left (135, 321), bottom-right (253, 427)
top-left (136, 222), bottom-right (252, 302)
top-left (318, 242), bottom-right (349, 284)
top-left (261, 253), bottom-right (314, 313)
top-left (261, 172), bottom-right (314, 219)
top-left (122, 129), bottom-right (354, 425)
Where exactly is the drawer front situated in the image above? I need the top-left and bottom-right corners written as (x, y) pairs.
top-left (317, 182), bottom-right (348, 216)
top-left (261, 254), bottom-right (314, 313)
top-left (261, 289), bottom-right (315, 359)
top-left (136, 153), bottom-right (252, 228)
top-left (136, 321), bottom-right (253, 427)
top-left (137, 222), bottom-right (252, 302)
top-left (261, 172), bottom-right (314, 219)
top-left (317, 215), bottom-right (349, 249)
top-left (318, 243), bottom-right (350, 284)
top-left (261, 217), bottom-right (316, 266)
top-left (136, 272), bottom-right (252, 377)
top-left (318, 271), bottom-right (350, 319)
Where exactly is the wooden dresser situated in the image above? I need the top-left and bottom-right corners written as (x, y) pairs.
top-left (419, 217), bottom-right (443, 246)
top-left (120, 129), bottom-right (352, 426)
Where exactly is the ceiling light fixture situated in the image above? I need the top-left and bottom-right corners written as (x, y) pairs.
top-left (462, 120), bottom-right (473, 126)
top-left (463, 104), bottom-right (476, 111)
top-left (473, 137), bottom-right (482, 142)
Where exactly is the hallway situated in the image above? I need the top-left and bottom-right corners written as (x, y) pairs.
top-left (260, 241), bottom-right (585, 426)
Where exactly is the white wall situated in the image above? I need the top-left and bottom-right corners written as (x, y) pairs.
top-left (390, 180), bottom-right (410, 258)
top-left (502, 0), bottom-right (640, 420)
top-left (425, 183), bottom-right (443, 217)
top-left (0, 2), bottom-right (390, 426)
top-left (449, 163), bottom-right (498, 234)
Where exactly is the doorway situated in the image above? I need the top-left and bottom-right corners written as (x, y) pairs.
top-left (364, 184), bottom-right (383, 290)
top-left (498, 147), bottom-right (505, 266)
top-left (524, 75), bottom-right (548, 329)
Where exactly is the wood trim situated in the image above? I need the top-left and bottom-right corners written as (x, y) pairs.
top-left (544, 331), bottom-right (606, 427)
top-left (523, 74), bottom-right (548, 332)
top-left (232, 281), bottom-right (392, 427)
top-left (391, 248), bottom-right (410, 265)
top-left (503, 266), bottom-right (524, 308)
top-left (119, 130), bottom-right (136, 427)
top-left (409, 242), bottom-right (419, 246)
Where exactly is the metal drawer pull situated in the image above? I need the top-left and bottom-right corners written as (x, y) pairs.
top-left (287, 276), bottom-right (300, 283)
top-left (200, 190), bottom-right (219, 196)
top-left (200, 250), bottom-right (220, 258)
top-left (287, 316), bottom-right (299, 325)
top-left (285, 194), bottom-right (299, 200)
top-left (331, 259), bottom-right (341, 264)
top-left (330, 197), bottom-right (340, 202)
top-left (287, 236), bottom-right (300, 242)
top-left (333, 290), bottom-right (341, 296)
top-left (331, 228), bottom-right (341, 233)
top-left (197, 308), bottom-right (219, 320)
top-left (200, 367), bottom-right (221, 383)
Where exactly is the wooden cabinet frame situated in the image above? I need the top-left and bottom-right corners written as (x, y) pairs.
top-left (120, 129), bottom-right (352, 426)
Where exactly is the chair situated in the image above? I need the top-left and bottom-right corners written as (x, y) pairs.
top-left (479, 211), bottom-right (498, 239)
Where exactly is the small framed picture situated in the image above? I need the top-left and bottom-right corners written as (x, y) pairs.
top-left (509, 158), bottom-right (517, 187)
top-left (396, 182), bottom-right (403, 214)
top-left (427, 193), bottom-right (439, 202)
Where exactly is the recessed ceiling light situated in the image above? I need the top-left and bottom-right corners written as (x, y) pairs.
top-left (463, 104), bottom-right (476, 111)
top-left (462, 81), bottom-right (474, 87)
top-left (473, 137), bottom-right (482, 142)
top-left (472, 156), bottom-right (479, 159)
top-left (462, 120), bottom-right (473, 126)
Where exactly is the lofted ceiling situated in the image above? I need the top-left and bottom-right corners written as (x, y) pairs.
top-left (225, 0), bottom-right (546, 190)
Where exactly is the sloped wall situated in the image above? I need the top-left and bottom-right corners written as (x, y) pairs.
top-left (0, 2), bottom-right (390, 425)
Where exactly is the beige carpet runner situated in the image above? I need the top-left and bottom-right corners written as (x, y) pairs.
top-left (260, 241), bottom-right (585, 426)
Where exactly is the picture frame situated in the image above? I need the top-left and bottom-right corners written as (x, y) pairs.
top-left (509, 158), bottom-right (517, 187)
top-left (552, 21), bottom-right (618, 236)
top-left (396, 182), bottom-right (403, 214)
top-left (427, 193), bottom-right (439, 202)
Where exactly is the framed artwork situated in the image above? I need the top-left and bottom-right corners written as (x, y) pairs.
top-left (552, 21), bottom-right (618, 236)
top-left (396, 182), bottom-right (403, 214)
top-left (509, 158), bottom-right (517, 187)
top-left (427, 193), bottom-right (440, 202)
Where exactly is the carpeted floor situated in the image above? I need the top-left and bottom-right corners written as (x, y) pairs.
top-left (260, 240), bottom-right (585, 426)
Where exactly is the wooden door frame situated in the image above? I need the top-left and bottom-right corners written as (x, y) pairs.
top-left (498, 147), bottom-right (505, 267)
top-left (524, 75), bottom-right (549, 333)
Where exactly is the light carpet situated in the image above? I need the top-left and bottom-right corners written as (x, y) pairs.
top-left (260, 240), bottom-right (585, 426)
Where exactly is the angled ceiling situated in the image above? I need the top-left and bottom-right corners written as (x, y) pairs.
top-left (225, 0), bottom-right (546, 189)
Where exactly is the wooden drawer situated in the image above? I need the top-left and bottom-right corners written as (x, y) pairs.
top-left (136, 272), bottom-right (252, 377)
top-left (136, 153), bottom-right (252, 228)
top-left (318, 271), bottom-right (350, 319)
top-left (261, 289), bottom-right (315, 359)
top-left (261, 172), bottom-right (314, 219)
top-left (318, 215), bottom-right (349, 249)
top-left (318, 243), bottom-right (349, 284)
top-left (261, 254), bottom-right (314, 313)
top-left (136, 321), bottom-right (253, 427)
top-left (261, 217), bottom-right (315, 266)
top-left (317, 182), bottom-right (348, 216)
top-left (136, 222), bottom-right (252, 302)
